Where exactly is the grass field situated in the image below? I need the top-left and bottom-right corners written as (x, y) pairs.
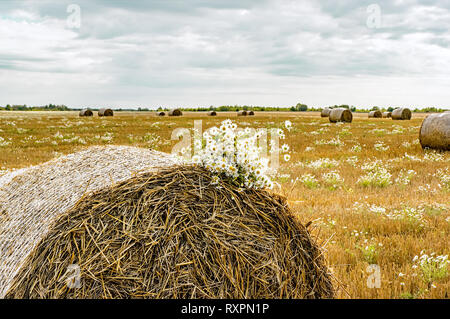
top-left (0, 110), bottom-right (448, 299)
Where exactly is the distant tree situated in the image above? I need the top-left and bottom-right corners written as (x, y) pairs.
top-left (387, 106), bottom-right (394, 112)
top-left (371, 106), bottom-right (380, 111)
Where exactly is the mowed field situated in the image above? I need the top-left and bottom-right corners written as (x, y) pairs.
top-left (0, 110), bottom-right (448, 299)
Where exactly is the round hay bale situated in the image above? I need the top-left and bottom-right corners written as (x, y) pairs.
top-left (207, 111), bottom-right (217, 116)
top-left (382, 112), bottom-right (391, 118)
top-left (329, 108), bottom-right (352, 123)
top-left (237, 110), bottom-right (247, 116)
top-left (248, 110), bottom-right (255, 116)
top-left (168, 109), bottom-right (182, 116)
top-left (419, 112), bottom-right (450, 150)
top-left (368, 110), bottom-right (382, 118)
top-left (3, 164), bottom-right (334, 299)
top-left (98, 108), bottom-right (114, 117)
top-left (0, 146), bottom-right (180, 298)
top-left (321, 108), bottom-right (331, 117)
top-left (391, 108), bottom-right (412, 120)
top-left (79, 109), bottom-right (93, 117)
top-left (157, 111), bottom-right (166, 116)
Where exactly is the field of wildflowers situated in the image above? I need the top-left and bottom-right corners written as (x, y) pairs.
top-left (0, 110), bottom-right (448, 298)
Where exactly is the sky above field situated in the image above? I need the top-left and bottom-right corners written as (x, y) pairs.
top-left (1, 0), bottom-right (450, 109)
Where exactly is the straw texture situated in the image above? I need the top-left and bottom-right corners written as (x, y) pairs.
top-left (0, 145), bottom-right (180, 298)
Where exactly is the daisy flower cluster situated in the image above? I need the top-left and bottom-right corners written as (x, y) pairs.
top-left (191, 119), bottom-right (291, 189)
top-left (412, 251), bottom-right (448, 284)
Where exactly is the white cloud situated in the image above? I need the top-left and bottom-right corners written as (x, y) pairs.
top-left (0, 0), bottom-right (449, 108)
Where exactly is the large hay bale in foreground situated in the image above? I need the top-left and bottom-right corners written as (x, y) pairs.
top-left (0, 146), bottom-right (180, 298)
top-left (382, 112), bottom-right (391, 118)
top-left (368, 110), bottom-right (382, 118)
top-left (419, 113), bottom-right (450, 150)
top-left (79, 109), bottom-right (93, 117)
top-left (98, 108), bottom-right (114, 117)
top-left (168, 109), bottom-right (182, 116)
top-left (3, 161), bottom-right (334, 299)
top-left (391, 108), bottom-right (412, 120)
top-left (329, 108), bottom-right (352, 123)
top-left (321, 108), bottom-right (331, 117)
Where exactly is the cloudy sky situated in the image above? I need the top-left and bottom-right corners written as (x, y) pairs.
top-left (1, 0), bottom-right (449, 109)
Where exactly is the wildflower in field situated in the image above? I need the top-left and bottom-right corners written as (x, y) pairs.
top-left (412, 252), bottom-right (448, 284)
top-left (300, 174), bottom-right (319, 189)
top-left (401, 142), bottom-right (411, 148)
top-left (346, 156), bottom-right (358, 167)
top-left (307, 158), bottom-right (339, 169)
top-left (283, 154), bottom-right (291, 162)
top-left (358, 161), bottom-right (392, 188)
top-left (322, 171), bottom-right (344, 190)
top-left (435, 168), bottom-right (450, 191)
top-left (374, 141), bottom-right (389, 152)
top-left (351, 144), bottom-right (362, 152)
top-left (0, 136), bottom-right (11, 147)
top-left (304, 146), bottom-right (314, 152)
top-left (423, 151), bottom-right (444, 162)
top-left (315, 137), bottom-right (344, 147)
top-left (395, 169), bottom-right (417, 186)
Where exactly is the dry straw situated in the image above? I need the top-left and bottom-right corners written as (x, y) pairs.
top-left (321, 108), bottom-right (331, 118)
top-left (5, 165), bottom-right (334, 299)
top-left (1, 146), bottom-right (334, 299)
top-left (419, 112), bottom-right (450, 150)
top-left (329, 108), bottom-right (352, 123)
top-left (98, 108), bottom-right (114, 117)
top-left (368, 110), bottom-right (382, 118)
top-left (79, 109), bottom-right (93, 117)
top-left (168, 109), bottom-right (183, 116)
top-left (0, 146), bottom-right (180, 298)
top-left (391, 108), bottom-right (412, 120)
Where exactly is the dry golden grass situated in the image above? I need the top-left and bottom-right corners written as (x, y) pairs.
top-left (0, 110), bottom-right (448, 299)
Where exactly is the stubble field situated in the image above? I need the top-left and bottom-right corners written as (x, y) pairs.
top-left (0, 111), bottom-right (448, 299)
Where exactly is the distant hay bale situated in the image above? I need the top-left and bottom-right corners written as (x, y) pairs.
top-left (79, 109), bottom-right (93, 117)
top-left (329, 108), bottom-right (352, 123)
top-left (382, 112), bottom-right (392, 118)
top-left (419, 112), bottom-right (450, 150)
top-left (248, 110), bottom-right (255, 116)
top-left (157, 111), bottom-right (166, 116)
top-left (98, 108), bottom-right (114, 117)
top-left (391, 108), bottom-right (412, 120)
top-left (207, 111), bottom-right (217, 116)
top-left (168, 109), bottom-right (182, 116)
top-left (1, 149), bottom-right (334, 299)
top-left (321, 108), bottom-right (331, 117)
top-left (368, 110), bottom-right (382, 118)
top-left (0, 146), bottom-right (180, 298)
top-left (237, 110), bottom-right (247, 116)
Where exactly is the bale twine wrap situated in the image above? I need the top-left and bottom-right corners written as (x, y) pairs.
top-left (157, 111), bottom-right (166, 116)
top-left (419, 112), bottom-right (450, 150)
top-left (368, 110), bottom-right (382, 118)
top-left (168, 109), bottom-right (183, 116)
top-left (207, 111), bottom-right (217, 116)
top-left (382, 112), bottom-right (391, 118)
top-left (237, 110), bottom-right (247, 116)
top-left (321, 108), bottom-right (331, 117)
top-left (391, 108), bottom-right (412, 120)
top-left (98, 108), bottom-right (114, 117)
top-left (329, 108), bottom-right (352, 123)
top-left (248, 110), bottom-right (255, 116)
top-left (1, 151), bottom-right (334, 299)
top-left (79, 109), bottom-right (93, 117)
top-left (0, 146), bottom-right (180, 298)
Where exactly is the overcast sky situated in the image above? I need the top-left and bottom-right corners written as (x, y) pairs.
top-left (1, 0), bottom-right (449, 109)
